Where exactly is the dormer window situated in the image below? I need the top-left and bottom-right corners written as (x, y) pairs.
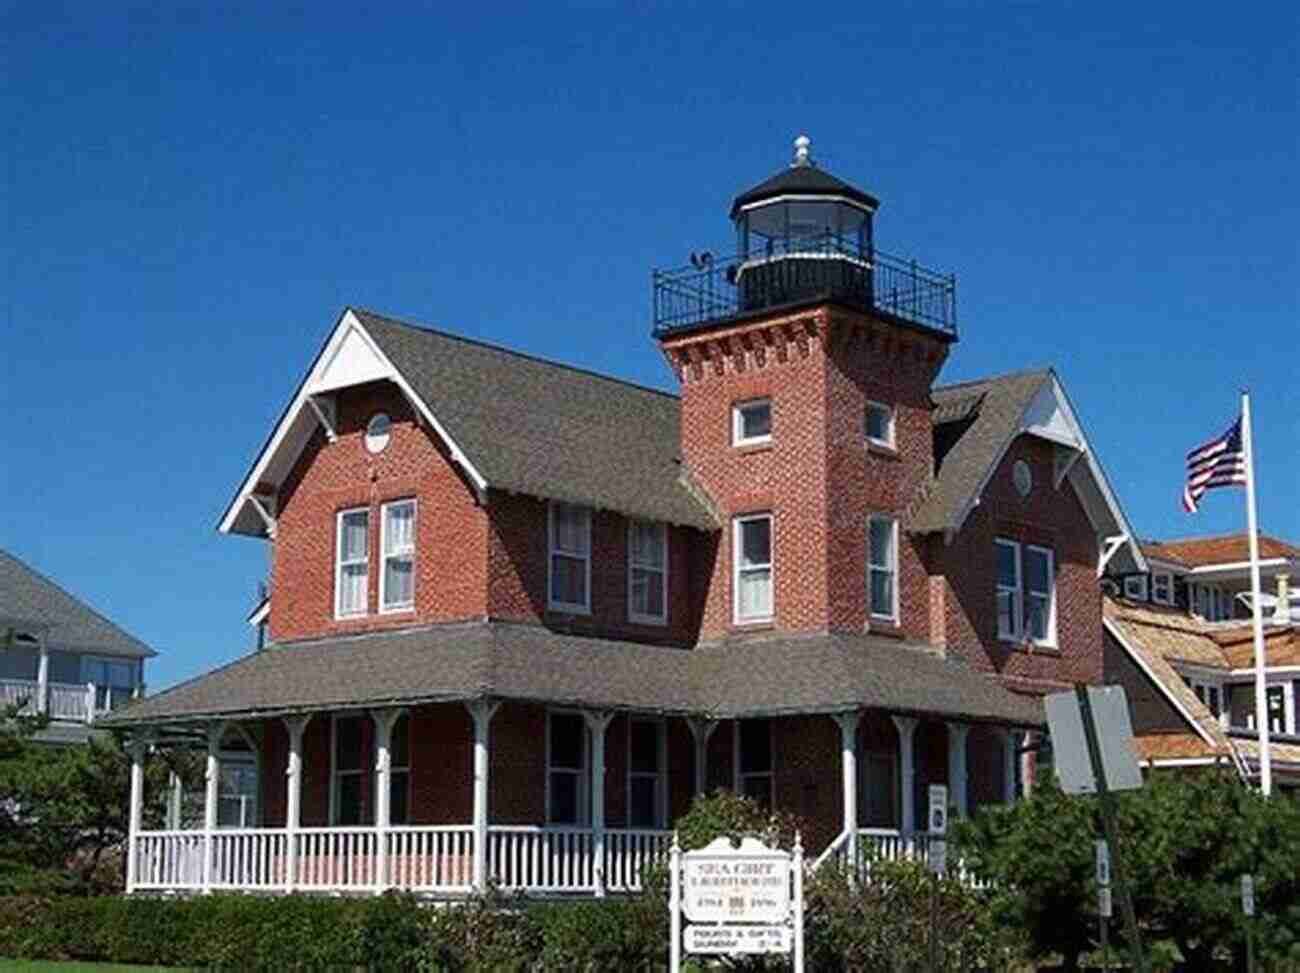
top-left (549, 502), bottom-right (591, 613)
top-left (1123, 575), bottom-right (1148, 602)
top-left (732, 399), bottom-right (772, 447)
top-left (1152, 571), bottom-right (1173, 606)
top-left (865, 401), bottom-right (895, 449)
top-left (335, 508), bottom-right (369, 618)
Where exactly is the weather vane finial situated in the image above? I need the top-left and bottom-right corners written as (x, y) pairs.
top-left (793, 134), bottom-right (811, 167)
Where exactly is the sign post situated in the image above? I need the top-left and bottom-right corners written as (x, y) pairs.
top-left (1242, 875), bottom-right (1255, 973)
top-left (669, 833), bottom-right (804, 973)
top-left (927, 784), bottom-right (948, 973)
top-left (1096, 839), bottom-right (1111, 972)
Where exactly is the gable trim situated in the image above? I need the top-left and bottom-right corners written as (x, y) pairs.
top-left (1103, 617), bottom-right (1216, 748)
top-left (218, 309), bottom-right (488, 536)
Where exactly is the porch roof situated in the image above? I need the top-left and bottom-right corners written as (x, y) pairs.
top-left (98, 621), bottom-right (1043, 730)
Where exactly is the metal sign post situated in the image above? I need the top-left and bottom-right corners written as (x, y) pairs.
top-left (927, 784), bottom-right (948, 973)
top-left (1242, 875), bottom-right (1255, 973)
top-left (1096, 839), bottom-right (1112, 972)
top-left (1075, 685), bottom-right (1147, 973)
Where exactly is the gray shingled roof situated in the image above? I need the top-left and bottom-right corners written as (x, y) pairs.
top-left (99, 622), bottom-right (1041, 729)
top-left (0, 548), bottom-right (156, 658)
top-left (908, 369), bottom-right (1053, 534)
top-left (730, 163), bottom-right (880, 217)
top-left (354, 310), bottom-right (717, 531)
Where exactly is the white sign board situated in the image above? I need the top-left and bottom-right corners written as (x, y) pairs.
top-left (928, 784), bottom-right (948, 835)
top-left (682, 839), bottom-right (790, 924)
top-left (1241, 875), bottom-right (1255, 916)
top-left (684, 925), bottom-right (791, 954)
top-left (1044, 686), bottom-right (1143, 794)
top-left (1095, 839), bottom-right (1111, 887)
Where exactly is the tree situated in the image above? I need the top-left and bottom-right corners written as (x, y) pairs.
top-left (955, 768), bottom-right (1300, 970)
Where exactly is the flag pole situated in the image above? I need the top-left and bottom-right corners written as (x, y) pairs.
top-left (1241, 390), bottom-right (1272, 797)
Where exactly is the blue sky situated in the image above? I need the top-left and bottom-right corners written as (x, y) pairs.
top-left (2, 2), bottom-right (1296, 691)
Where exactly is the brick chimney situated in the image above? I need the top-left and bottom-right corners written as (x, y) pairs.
top-left (1274, 572), bottom-right (1291, 625)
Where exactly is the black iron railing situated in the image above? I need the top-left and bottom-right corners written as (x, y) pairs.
top-left (652, 233), bottom-right (957, 339)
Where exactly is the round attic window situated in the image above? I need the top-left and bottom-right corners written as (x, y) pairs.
top-left (1013, 460), bottom-right (1033, 497)
top-left (365, 413), bottom-right (391, 454)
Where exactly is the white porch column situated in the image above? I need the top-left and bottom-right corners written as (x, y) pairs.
top-left (167, 771), bottom-right (183, 831)
top-left (584, 710), bottom-right (615, 897)
top-left (125, 736), bottom-right (149, 893)
top-left (946, 722), bottom-right (970, 818)
top-left (1021, 730), bottom-right (1038, 796)
top-left (1001, 729), bottom-right (1019, 804)
top-left (282, 714), bottom-right (311, 891)
top-left (371, 708), bottom-right (402, 891)
top-left (35, 634), bottom-right (49, 714)
top-left (686, 717), bottom-right (718, 798)
top-left (832, 711), bottom-right (860, 867)
top-left (466, 699), bottom-right (499, 892)
top-left (891, 716), bottom-right (918, 833)
top-left (202, 721), bottom-right (226, 893)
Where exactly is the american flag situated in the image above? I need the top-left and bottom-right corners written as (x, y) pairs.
top-left (1183, 417), bottom-right (1247, 512)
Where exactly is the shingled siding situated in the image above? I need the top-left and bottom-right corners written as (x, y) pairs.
top-left (1102, 629), bottom-right (1187, 734)
top-left (485, 491), bottom-right (702, 644)
top-left (929, 435), bottom-right (1102, 687)
top-left (271, 382), bottom-right (489, 643)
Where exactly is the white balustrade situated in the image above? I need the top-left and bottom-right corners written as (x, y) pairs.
top-left (487, 826), bottom-right (596, 892)
top-left (0, 679), bottom-right (36, 710)
top-left (385, 826), bottom-right (475, 892)
top-left (603, 829), bottom-right (670, 892)
top-left (292, 828), bottom-right (381, 891)
top-left (134, 831), bottom-right (207, 890)
top-left (208, 829), bottom-right (291, 889)
top-left (48, 683), bottom-right (90, 720)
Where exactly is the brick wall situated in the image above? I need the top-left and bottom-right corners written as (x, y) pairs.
top-left (270, 382), bottom-right (489, 642)
top-left (930, 434), bottom-right (1102, 689)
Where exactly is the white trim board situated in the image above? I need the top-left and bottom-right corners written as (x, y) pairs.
top-left (219, 309), bottom-right (487, 537)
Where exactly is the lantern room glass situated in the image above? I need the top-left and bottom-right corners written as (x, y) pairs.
top-left (736, 198), bottom-right (872, 259)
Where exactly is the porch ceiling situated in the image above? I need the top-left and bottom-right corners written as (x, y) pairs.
top-left (99, 620), bottom-right (1043, 730)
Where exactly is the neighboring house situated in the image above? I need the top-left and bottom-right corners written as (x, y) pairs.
top-left (104, 138), bottom-right (1144, 897)
top-left (1103, 533), bottom-right (1300, 793)
top-left (0, 548), bottom-right (155, 744)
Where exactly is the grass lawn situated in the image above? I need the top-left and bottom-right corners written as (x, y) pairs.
top-left (0, 962), bottom-right (191, 972)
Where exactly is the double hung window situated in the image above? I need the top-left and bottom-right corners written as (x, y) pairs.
top-left (547, 712), bottom-right (589, 825)
top-left (996, 539), bottom-right (1056, 645)
top-left (628, 520), bottom-right (667, 624)
top-left (865, 401), bottom-right (895, 448)
top-left (1152, 572), bottom-right (1173, 606)
top-left (868, 515), bottom-right (898, 622)
top-left (734, 514), bottom-right (773, 623)
top-left (380, 500), bottom-right (416, 612)
top-left (732, 399), bottom-right (772, 446)
top-left (333, 715), bottom-right (369, 825)
top-left (736, 719), bottom-right (773, 809)
top-left (549, 503), bottom-right (592, 613)
top-left (627, 719), bottom-right (667, 828)
top-left (336, 509), bottom-right (369, 618)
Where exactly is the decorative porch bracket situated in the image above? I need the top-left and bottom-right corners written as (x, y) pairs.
top-left (831, 711), bottom-right (860, 871)
top-left (202, 720), bottom-right (228, 893)
top-left (282, 714), bottom-right (313, 891)
top-left (248, 495), bottom-right (278, 540)
top-left (583, 710), bottom-right (615, 897)
top-left (1097, 533), bottom-right (1129, 578)
top-left (465, 699), bottom-right (500, 892)
top-left (890, 716), bottom-right (919, 833)
top-left (685, 717), bottom-right (718, 798)
top-left (306, 394), bottom-right (338, 443)
top-left (371, 708), bottom-right (404, 892)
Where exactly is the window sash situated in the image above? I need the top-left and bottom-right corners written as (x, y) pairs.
top-left (868, 516), bottom-right (898, 621)
top-left (732, 399), bottom-right (772, 445)
top-left (734, 515), bottom-right (773, 623)
top-left (1152, 572), bottom-right (1173, 605)
top-left (627, 719), bottom-right (667, 828)
top-left (995, 540), bottom-right (1022, 640)
top-left (1023, 545), bottom-right (1055, 645)
top-left (549, 504), bottom-right (591, 612)
top-left (628, 521), bottom-right (668, 624)
top-left (380, 500), bottom-right (416, 611)
top-left (336, 509), bottom-right (369, 617)
top-left (332, 715), bottom-right (372, 826)
top-left (865, 400), bottom-right (895, 447)
top-left (1124, 575), bottom-right (1148, 601)
top-left (547, 711), bottom-right (589, 825)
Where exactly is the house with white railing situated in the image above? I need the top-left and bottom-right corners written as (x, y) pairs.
top-left (103, 138), bottom-right (1145, 897)
top-left (1, 547), bottom-right (154, 744)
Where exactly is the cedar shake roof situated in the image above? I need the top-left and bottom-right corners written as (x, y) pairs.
top-left (1142, 533), bottom-right (1300, 568)
top-left (354, 310), bottom-right (718, 531)
top-left (1106, 598), bottom-right (1298, 670)
top-left (1131, 732), bottom-right (1226, 762)
top-left (99, 622), bottom-right (1043, 729)
top-left (908, 369), bottom-right (1053, 534)
top-left (0, 548), bottom-right (156, 659)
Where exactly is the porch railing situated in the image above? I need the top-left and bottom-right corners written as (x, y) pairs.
top-left (0, 679), bottom-right (103, 724)
top-left (132, 824), bottom-right (669, 895)
top-left (812, 828), bottom-right (989, 889)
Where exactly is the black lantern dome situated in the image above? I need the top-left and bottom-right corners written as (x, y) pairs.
top-left (728, 136), bottom-right (879, 313)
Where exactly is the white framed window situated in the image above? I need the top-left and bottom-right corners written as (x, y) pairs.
top-left (1152, 571), bottom-right (1174, 606)
top-left (995, 539), bottom-right (1022, 641)
top-left (380, 499), bottom-right (416, 612)
top-left (732, 398), bottom-right (772, 446)
top-left (547, 710), bottom-right (589, 825)
top-left (217, 756), bottom-right (259, 829)
top-left (734, 719), bottom-right (773, 809)
top-left (733, 513), bottom-right (773, 624)
top-left (335, 508), bottom-right (370, 618)
top-left (331, 714), bottom-right (370, 826)
top-left (627, 718), bottom-right (668, 828)
top-left (628, 520), bottom-right (668, 625)
top-left (548, 502), bottom-right (591, 613)
top-left (868, 515), bottom-right (899, 622)
top-left (1123, 575), bottom-right (1148, 602)
top-left (865, 400), bottom-right (895, 448)
top-left (996, 539), bottom-right (1056, 646)
top-left (82, 656), bottom-right (137, 711)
